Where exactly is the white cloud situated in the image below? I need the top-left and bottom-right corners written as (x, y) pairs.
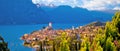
top-left (31, 0), bottom-right (120, 10)
top-left (81, 0), bottom-right (120, 10)
top-left (80, 0), bottom-right (107, 10)
top-left (32, 0), bottom-right (40, 4)
top-left (113, 6), bottom-right (120, 10)
top-left (32, 0), bottom-right (80, 7)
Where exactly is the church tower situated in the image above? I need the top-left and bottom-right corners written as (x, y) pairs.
top-left (49, 22), bottom-right (52, 27)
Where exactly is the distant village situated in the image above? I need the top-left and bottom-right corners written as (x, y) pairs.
top-left (21, 21), bottom-right (105, 49)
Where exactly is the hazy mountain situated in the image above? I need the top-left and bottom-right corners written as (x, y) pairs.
top-left (0, 0), bottom-right (116, 25)
top-left (41, 5), bottom-right (115, 24)
top-left (86, 21), bottom-right (106, 26)
top-left (0, 0), bottom-right (50, 25)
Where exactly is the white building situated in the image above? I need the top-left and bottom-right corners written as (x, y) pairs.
top-left (49, 22), bottom-right (52, 27)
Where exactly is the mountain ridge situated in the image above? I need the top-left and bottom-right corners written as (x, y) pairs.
top-left (41, 5), bottom-right (115, 24)
top-left (0, 0), bottom-right (116, 25)
top-left (0, 0), bottom-right (50, 25)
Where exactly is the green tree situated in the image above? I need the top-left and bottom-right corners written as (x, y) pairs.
top-left (80, 37), bottom-right (90, 51)
top-left (0, 35), bottom-right (9, 51)
top-left (59, 32), bottom-right (70, 51)
top-left (105, 11), bottom-right (120, 40)
top-left (103, 11), bottom-right (120, 51)
top-left (105, 36), bottom-right (117, 51)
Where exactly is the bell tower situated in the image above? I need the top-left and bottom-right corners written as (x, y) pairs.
top-left (49, 22), bottom-right (52, 27)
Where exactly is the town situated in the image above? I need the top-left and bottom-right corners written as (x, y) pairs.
top-left (21, 21), bottom-right (105, 51)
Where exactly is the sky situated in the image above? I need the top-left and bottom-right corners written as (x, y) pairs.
top-left (32, 0), bottom-right (120, 11)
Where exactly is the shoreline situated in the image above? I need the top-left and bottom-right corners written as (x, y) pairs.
top-left (20, 21), bottom-right (105, 50)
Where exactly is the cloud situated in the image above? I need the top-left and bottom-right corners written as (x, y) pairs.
top-left (81, 0), bottom-right (120, 10)
top-left (113, 6), bottom-right (120, 10)
top-left (32, 0), bottom-right (120, 10)
top-left (32, 0), bottom-right (80, 7)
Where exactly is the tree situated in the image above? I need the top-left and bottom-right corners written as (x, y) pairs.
top-left (103, 11), bottom-right (120, 51)
top-left (59, 32), bottom-right (70, 51)
top-left (0, 35), bottom-right (9, 51)
top-left (80, 37), bottom-right (90, 51)
top-left (105, 37), bottom-right (117, 51)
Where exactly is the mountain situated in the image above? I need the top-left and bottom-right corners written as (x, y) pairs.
top-left (0, 0), bottom-right (50, 25)
top-left (41, 5), bottom-right (115, 24)
top-left (0, 0), bottom-right (116, 25)
top-left (86, 21), bottom-right (106, 26)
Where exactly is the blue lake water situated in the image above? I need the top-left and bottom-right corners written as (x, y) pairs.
top-left (0, 24), bottom-right (86, 51)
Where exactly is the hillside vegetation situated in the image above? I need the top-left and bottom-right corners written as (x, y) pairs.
top-left (80, 11), bottom-right (120, 51)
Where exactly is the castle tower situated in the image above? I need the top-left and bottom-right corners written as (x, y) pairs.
top-left (72, 26), bottom-right (75, 30)
top-left (49, 22), bottom-right (52, 27)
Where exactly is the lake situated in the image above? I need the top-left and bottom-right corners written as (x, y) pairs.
top-left (0, 24), bottom-right (86, 51)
